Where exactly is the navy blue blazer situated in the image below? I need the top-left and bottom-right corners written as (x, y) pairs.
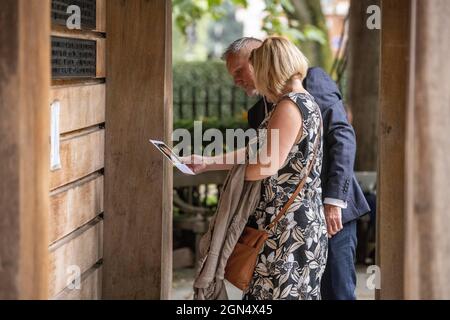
top-left (248, 67), bottom-right (370, 223)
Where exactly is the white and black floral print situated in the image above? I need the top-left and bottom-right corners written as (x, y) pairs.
top-left (243, 92), bottom-right (328, 300)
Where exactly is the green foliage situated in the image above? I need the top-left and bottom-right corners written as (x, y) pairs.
top-left (205, 193), bottom-right (219, 207)
top-left (268, 0), bottom-right (327, 45)
top-left (173, 60), bottom-right (233, 87)
top-left (173, 0), bottom-right (327, 46)
top-left (175, 116), bottom-right (249, 132)
top-left (303, 24), bottom-right (327, 45)
top-left (173, 60), bottom-right (258, 122)
top-left (173, 0), bottom-right (248, 35)
top-left (174, 115), bottom-right (250, 158)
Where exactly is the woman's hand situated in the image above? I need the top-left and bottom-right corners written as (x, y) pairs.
top-left (180, 155), bottom-right (209, 175)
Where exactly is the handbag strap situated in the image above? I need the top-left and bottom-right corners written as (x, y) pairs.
top-left (265, 118), bottom-right (323, 232)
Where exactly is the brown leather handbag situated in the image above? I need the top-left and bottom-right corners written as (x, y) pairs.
top-left (224, 123), bottom-right (322, 291)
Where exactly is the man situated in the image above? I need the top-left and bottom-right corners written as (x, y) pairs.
top-left (222, 37), bottom-right (370, 300)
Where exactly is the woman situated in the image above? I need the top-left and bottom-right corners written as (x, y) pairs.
top-left (186, 37), bottom-right (327, 300)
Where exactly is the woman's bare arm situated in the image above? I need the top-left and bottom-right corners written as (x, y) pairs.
top-left (182, 148), bottom-right (247, 174)
top-left (204, 148), bottom-right (247, 171)
top-left (182, 99), bottom-right (301, 177)
top-left (245, 99), bottom-right (303, 181)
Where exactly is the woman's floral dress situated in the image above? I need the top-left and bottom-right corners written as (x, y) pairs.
top-left (243, 92), bottom-right (328, 300)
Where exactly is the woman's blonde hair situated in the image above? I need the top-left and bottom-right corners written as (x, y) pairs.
top-left (249, 36), bottom-right (309, 102)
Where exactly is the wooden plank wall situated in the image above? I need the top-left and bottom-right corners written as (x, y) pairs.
top-left (48, 0), bottom-right (106, 300)
top-left (1, 0), bottom-right (172, 300)
top-left (0, 0), bottom-right (50, 300)
top-left (103, 0), bottom-right (173, 299)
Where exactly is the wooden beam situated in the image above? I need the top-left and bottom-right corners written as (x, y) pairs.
top-left (96, 38), bottom-right (106, 78)
top-left (161, 0), bottom-right (174, 300)
top-left (377, 0), bottom-right (412, 300)
top-left (103, 0), bottom-right (173, 299)
top-left (0, 0), bottom-right (50, 299)
top-left (349, 0), bottom-right (380, 171)
top-left (380, 0), bottom-right (450, 299)
top-left (404, 0), bottom-right (450, 299)
top-left (96, 0), bottom-right (107, 33)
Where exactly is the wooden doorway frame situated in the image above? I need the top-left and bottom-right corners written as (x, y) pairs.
top-left (0, 0), bottom-right (51, 300)
top-left (102, 0), bottom-right (173, 299)
top-left (378, 0), bottom-right (450, 299)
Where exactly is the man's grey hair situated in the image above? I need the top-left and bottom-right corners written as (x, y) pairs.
top-left (221, 37), bottom-right (263, 61)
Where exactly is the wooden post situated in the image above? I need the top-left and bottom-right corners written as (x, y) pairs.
top-left (349, 0), bottom-right (380, 171)
top-left (377, 0), bottom-right (412, 299)
top-left (379, 0), bottom-right (450, 299)
top-left (104, 0), bottom-right (173, 299)
top-left (404, 0), bottom-right (450, 299)
top-left (0, 0), bottom-right (50, 299)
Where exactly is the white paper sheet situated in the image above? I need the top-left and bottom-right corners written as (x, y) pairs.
top-left (149, 139), bottom-right (196, 175)
top-left (50, 101), bottom-right (62, 171)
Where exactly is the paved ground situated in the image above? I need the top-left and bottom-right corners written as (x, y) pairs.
top-left (172, 265), bottom-right (375, 300)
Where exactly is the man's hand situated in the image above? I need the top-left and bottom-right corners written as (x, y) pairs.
top-left (324, 204), bottom-right (343, 237)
